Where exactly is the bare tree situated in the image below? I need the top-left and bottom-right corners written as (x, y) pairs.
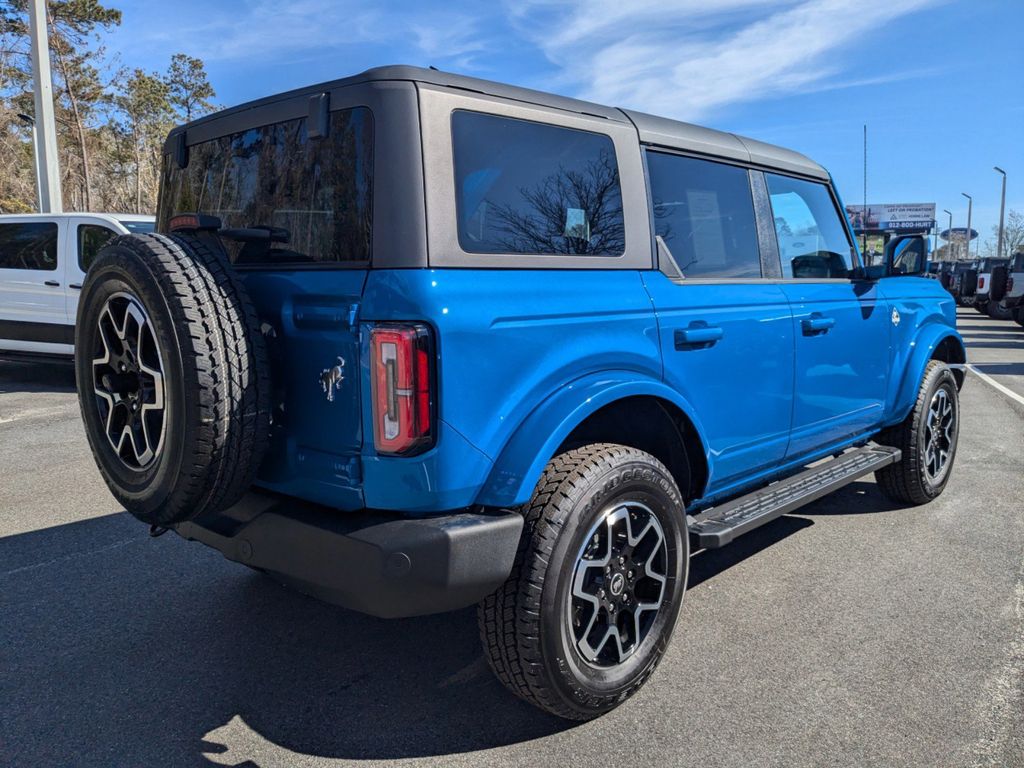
top-left (489, 152), bottom-right (625, 255)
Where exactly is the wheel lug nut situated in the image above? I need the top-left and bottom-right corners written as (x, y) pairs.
top-left (618, 556), bottom-right (625, 565)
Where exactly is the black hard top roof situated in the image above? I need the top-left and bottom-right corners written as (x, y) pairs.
top-left (174, 65), bottom-right (829, 180)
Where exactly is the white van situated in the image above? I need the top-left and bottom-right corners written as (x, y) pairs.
top-left (0, 213), bottom-right (154, 360)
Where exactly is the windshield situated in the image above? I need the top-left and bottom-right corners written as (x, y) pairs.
top-left (119, 220), bottom-right (155, 234)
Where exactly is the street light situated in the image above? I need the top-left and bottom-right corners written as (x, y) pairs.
top-left (16, 113), bottom-right (42, 213)
top-left (994, 167), bottom-right (1007, 260)
top-left (943, 209), bottom-right (953, 261)
top-left (962, 193), bottom-right (973, 261)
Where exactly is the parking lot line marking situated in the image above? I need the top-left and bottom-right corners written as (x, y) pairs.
top-left (967, 364), bottom-right (1024, 408)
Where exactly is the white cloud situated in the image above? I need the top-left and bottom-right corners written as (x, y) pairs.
top-left (508, 0), bottom-right (939, 120)
top-left (119, 1), bottom-right (492, 67)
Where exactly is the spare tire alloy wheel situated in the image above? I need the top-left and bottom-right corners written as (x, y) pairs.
top-left (92, 293), bottom-right (166, 469)
top-left (76, 233), bottom-right (271, 526)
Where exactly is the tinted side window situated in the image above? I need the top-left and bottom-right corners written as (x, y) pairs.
top-left (452, 111), bottom-right (624, 256)
top-left (766, 174), bottom-right (853, 279)
top-left (0, 223), bottom-right (58, 271)
top-left (78, 224), bottom-right (119, 272)
top-left (647, 152), bottom-right (761, 278)
top-left (157, 107), bottom-right (373, 266)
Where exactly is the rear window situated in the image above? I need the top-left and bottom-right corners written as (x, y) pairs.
top-left (452, 111), bottom-right (624, 256)
top-left (157, 107), bottom-right (373, 266)
top-left (0, 222), bottom-right (58, 271)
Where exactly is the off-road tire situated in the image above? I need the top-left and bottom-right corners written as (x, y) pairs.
top-left (874, 361), bottom-right (959, 505)
top-left (76, 233), bottom-right (271, 526)
top-left (959, 269), bottom-right (977, 299)
top-left (988, 300), bottom-right (1013, 320)
top-left (989, 266), bottom-right (1009, 302)
top-left (478, 444), bottom-right (688, 720)
top-left (1014, 307), bottom-right (1024, 327)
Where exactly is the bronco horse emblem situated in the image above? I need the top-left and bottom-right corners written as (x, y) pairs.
top-left (319, 357), bottom-right (346, 402)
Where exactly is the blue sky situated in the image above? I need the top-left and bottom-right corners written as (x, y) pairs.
top-left (103, 0), bottom-right (1022, 248)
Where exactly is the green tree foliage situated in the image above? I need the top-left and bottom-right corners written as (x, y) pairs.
top-left (0, 0), bottom-right (216, 213)
top-left (167, 53), bottom-right (213, 122)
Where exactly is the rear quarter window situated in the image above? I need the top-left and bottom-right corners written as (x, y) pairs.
top-left (452, 111), bottom-right (624, 256)
top-left (0, 222), bottom-right (58, 271)
top-left (157, 107), bottom-right (373, 266)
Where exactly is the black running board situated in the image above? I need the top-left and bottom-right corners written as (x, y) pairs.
top-left (688, 445), bottom-right (901, 549)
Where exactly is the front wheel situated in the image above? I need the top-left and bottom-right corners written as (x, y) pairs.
top-left (478, 444), bottom-right (688, 720)
top-left (875, 361), bottom-right (960, 505)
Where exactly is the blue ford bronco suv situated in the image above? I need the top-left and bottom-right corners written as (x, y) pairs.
top-left (75, 66), bottom-right (966, 720)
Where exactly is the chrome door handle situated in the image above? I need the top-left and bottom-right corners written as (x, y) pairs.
top-left (675, 325), bottom-right (725, 348)
top-left (801, 315), bottom-right (835, 335)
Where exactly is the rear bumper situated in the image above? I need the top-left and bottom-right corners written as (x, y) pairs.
top-left (174, 492), bottom-right (523, 618)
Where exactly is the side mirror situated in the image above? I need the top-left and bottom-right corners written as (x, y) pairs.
top-left (885, 235), bottom-right (927, 276)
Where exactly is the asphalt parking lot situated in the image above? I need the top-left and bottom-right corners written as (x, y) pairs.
top-left (2, 307), bottom-right (1022, 768)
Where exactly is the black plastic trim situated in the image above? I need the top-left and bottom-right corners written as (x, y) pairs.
top-left (174, 491), bottom-right (524, 618)
top-left (0, 320), bottom-right (74, 345)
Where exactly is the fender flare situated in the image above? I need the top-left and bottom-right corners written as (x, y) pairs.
top-left (886, 324), bottom-right (966, 426)
top-left (474, 371), bottom-right (709, 508)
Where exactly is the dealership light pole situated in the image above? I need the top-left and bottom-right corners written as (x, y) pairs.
top-left (27, 0), bottom-right (62, 213)
top-left (994, 166), bottom-right (1007, 260)
top-left (961, 193), bottom-right (972, 262)
top-left (16, 113), bottom-right (43, 213)
top-left (943, 209), bottom-right (953, 262)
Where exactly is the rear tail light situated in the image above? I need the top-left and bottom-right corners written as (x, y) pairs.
top-left (1008, 276), bottom-right (1015, 293)
top-left (370, 323), bottom-right (435, 456)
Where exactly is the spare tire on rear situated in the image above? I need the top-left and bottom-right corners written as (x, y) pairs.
top-left (990, 265), bottom-right (1009, 302)
top-left (75, 233), bottom-right (271, 526)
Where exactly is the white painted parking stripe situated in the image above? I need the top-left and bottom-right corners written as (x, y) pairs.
top-left (967, 364), bottom-right (1024, 408)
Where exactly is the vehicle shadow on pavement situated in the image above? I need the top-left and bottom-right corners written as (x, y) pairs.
top-left (0, 513), bottom-right (574, 767)
top-left (687, 479), bottom-right (901, 589)
top-left (0, 360), bottom-right (76, 394)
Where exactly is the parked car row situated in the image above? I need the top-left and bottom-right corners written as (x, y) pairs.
top-left (930, 253), bottom-right (1024, 326)
top-left (0, 213), bottom-right (155, 361)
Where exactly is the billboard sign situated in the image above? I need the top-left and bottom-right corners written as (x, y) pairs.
top-left (845, 203), bottom-right (936, 234)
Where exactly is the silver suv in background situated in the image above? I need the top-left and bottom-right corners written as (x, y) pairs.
top-left (0, 213), bottom-right (154, 360)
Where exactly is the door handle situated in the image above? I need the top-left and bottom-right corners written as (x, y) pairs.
top-left (44, 280), bottom-right (60, 287)
top-left (675, 325), bottom-right (725, 348)
top-left (801, 315), bottom-right (835, 335)
top-left (69, 283), bottom-right (82, 290)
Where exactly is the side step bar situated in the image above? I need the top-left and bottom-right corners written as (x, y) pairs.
top-left (688, 445), bottom-right (901, 549)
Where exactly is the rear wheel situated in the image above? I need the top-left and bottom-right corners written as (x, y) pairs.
top-left (1014, 307), bottom-right (1024, 328)
top-left (875, 361), bottom-right (959, 505)
top-left (478, 444), bottom-right (688, 720)
top-left (988, 301), bottom-right (1013, 320)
